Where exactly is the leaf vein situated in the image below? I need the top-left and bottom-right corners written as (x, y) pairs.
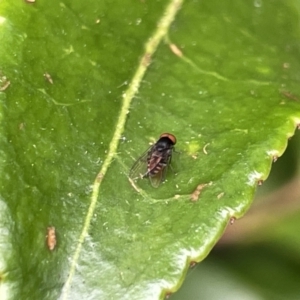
top-left (60, 0), bottom-right (184, 298)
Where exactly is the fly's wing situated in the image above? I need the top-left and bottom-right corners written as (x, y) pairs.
top-left (149, 152), bottom-right (170, 188)
top-left (149, 169), bottom-right (164, 188)
top-left (168, 148), bottom-right (179, 173)
top-left (129, 146), bottom-right (152, 180)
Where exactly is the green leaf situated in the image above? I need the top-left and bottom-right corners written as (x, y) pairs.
top-left (173, 132), bottom-right (300, 299)
top-left (1, 0), bottom-right (300, 299)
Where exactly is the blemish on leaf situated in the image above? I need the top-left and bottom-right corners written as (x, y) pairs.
top-left (169, 43), bottom-right (183, 57)
top-left (186, 140), bottom-right (201, 156)
top-left (267, 150), bottom-right (279, 162)
top-left (96, 173), bottom-right (104, 183)
top-left (190, 261), bottom-right (197, 268)
top-left (44, 72), bottom-right (53, 84)
top-left (19, 123), bottom-right (25, 131)
top-left (247, 171), bottom-right (263, 186)
top-left (281, 90), bottom-right (299, 101)
top-left (0, 74), bottom-right (10, 91)
top-left (282, 62), bottom-right (290, 69)
top-left (142, 53), bottom-right (151, 67)
top-left (63, 45), bottom-right (74, 55)
top-left (258, 180), bottom-right (264, 186)
top-left (232, 128), bottom-right (248, 134)
top-left (117, 81), bottom-right (128, 89)
top-left (230, 217), bottom-right (236, 225)
top-left (38, 88), bottom-right (90, 106)
top-left (217, 192), bottom-right (224, 199)
top-left (190, 182), bottom-right (212, 202)
top-left (202, 143), bottom-right (210, 155)
top-left (47, 226), bottom-right (56, 251)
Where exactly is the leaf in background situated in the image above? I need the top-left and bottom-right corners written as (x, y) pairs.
top-left (0, 0), bottom-right (300, 299)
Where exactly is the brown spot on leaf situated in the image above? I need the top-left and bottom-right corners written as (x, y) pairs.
top-left (190, 182), bottom-right (212, 202)
top-left (281, 90), bottom-right (299, 101)
top-left (190, 261), bottom-right (197, 268)
top-left (96, 172), bottom-right (104, 183)
top-left (44, 72), bottom-right (53, 84)
top-left (169, 43), bottom-right (183, 57)
top-left (142, 53), bottom-right (151, 67)
top-left (47, 226), bottom-right (56, 251)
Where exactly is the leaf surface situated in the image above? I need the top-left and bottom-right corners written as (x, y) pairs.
top-left (0, 0), bottom-right (300, 299)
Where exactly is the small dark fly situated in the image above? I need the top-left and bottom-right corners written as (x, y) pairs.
top-left (129, 133), bottom-right (177, 188)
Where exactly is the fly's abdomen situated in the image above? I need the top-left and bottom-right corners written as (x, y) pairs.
top-left (147, 151), bottom-right (170, 177)
top-left (148, 161), bottom-right (167, 177)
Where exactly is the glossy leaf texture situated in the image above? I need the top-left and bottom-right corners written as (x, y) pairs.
top-left (173, 130), bottom-right (300, 299)
top-left (0, 0), bottom-right (300, 299)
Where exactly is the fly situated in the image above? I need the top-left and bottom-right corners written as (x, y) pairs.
top-left (129, 133), bottom-right (177, 188)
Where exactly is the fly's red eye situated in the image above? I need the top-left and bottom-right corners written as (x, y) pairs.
top-left (160, 133), bottom-right (177, 145)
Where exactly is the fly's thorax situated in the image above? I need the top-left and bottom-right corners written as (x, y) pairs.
top-left (155, 136), bottom-right (175, 151)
